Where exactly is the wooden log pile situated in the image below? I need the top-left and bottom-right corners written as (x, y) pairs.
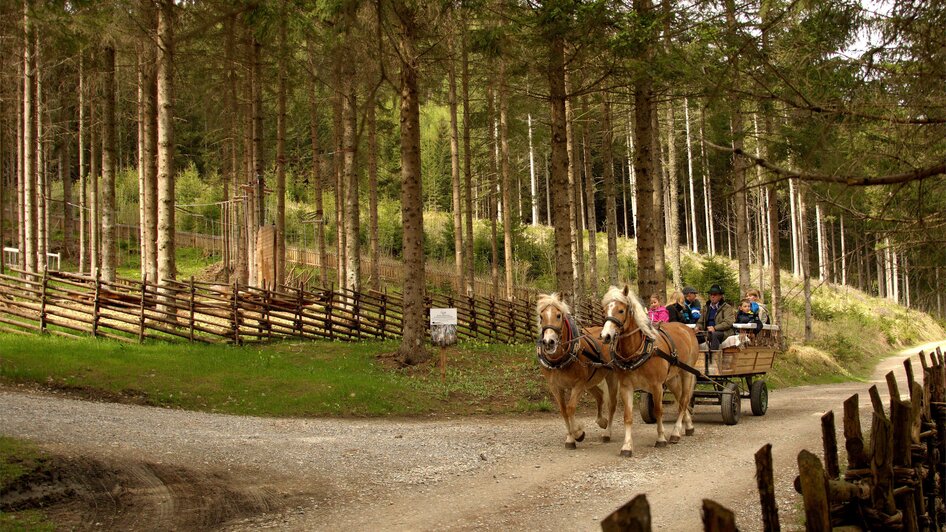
top-left (602, 348), bottom-right (946, 531)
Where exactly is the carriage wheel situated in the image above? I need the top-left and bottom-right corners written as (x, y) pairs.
top-left (639, 392), bottom-right (658, 424)
top-left (750, 380), bottom-right (768, 416)
top-left (721, 382), bottom-right (741, 426)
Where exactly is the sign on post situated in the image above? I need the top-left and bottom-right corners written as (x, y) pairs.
top-left (430, 308), bottom-right (458, 347)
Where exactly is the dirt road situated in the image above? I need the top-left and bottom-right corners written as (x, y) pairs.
top-left (3, 340), bottom-right (944, 531)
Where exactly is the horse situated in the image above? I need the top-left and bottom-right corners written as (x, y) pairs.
top-left (599, 285), bottom-right (700, 457)
top-left (536, 293), bottom-right (619, 449)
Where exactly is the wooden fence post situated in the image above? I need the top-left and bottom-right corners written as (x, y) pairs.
top-left (797, 450), bottom-right (831, 531)
top-left (326, 287), bottom-right (335, 340)
top-left (754, 444), bottom-right (780, 532)
top-left (92, 269), bottom-right (101, 338)
top-left (892, 399), bottom-right (920, 532)
top-left (469, 295), bottom-right (477, 339)
top-left (354, 290), bottom-right (362, 339)
top-left (231, 280), bottom-right (241, 345)
top-left (701, 499), bottom-right (738, 532)
top-left (380, 288), bottom-right (388, 339)
top-left (870, 411), bottom-right (898, 528)
top-left (188, 276), bottom-right (196, 342)
top-left (39, 268), bottom-right (48, 334)
top-left (295, 283), bottom-right (304, 336)
top-left (601, 494), bottom-right (651, 532)
top-left (138, 274), bottom-right (147, 343)
top-left (821, 411), bottom-right (841, 480)
top-left (843, 394), bottom-right (870, 475)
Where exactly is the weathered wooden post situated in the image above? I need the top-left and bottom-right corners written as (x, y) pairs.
top-left (92, 268), bottom-right (101, 338)
top-left (138, 274), bottom-right (147, 343)
top-left (754, 444), bottom-right (780, 531)
top-left (39, 268), bottom-right (48, 334)
top-left (797, 450), bottom-right (831, 531)
top-left (870, 411), bottom-right (898, 529)
top-left (188, 276), bottom-right (196, 342)
top-left (701, 499), bottom-right (738, 532)
top-left (601, 494), bottom-right (651, 532)
top-left (892, 399), bottom-right (920, 531)
top-left (231, 279), bottom-right (240, 345)
top-left (822, 411), bottom-right (841, 480)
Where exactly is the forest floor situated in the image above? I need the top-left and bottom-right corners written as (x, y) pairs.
top-left (2, 339), bottom-right (943, 531)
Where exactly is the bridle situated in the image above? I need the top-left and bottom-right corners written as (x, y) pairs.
top-left (603, 303), bottom-right (658, 371)
top-left (536, 311), bottom-right (607, 370)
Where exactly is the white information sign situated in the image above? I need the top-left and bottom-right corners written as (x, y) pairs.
top-left (430, 308), bottom-right (458, 347)
top-left (430, 308), bottom-right (458, 326)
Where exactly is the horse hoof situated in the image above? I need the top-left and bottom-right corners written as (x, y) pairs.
top-left (597, 419), bottom-right (609, 429)
top-left (686, 428), bottom-right (695, 436)
top-left (669, 435), bottom-right (681, 444)
top-left (620, 450), bottom-right (633, 458)
top-left (565, 441), bottom-right (577, 450)
top-left (575, 431), bottom-right (586, 443)
top-left (601, 436), bottom-right (611, 443)
top-left (655, 440), bottom-right (668, 448)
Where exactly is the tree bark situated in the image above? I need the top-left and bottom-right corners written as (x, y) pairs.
top-left (100, 44), bottom-right (117, 282)
top-left (565, 74), bottom-right (584, 303)
top-left (343, 81), bottom-right (360, 292)
top-left (78, 55), bottom-right (86, 274)
top-left (499, 60), bottom-right (514, 299)
top-left (665, 103), bottom-right (681, 291)
top-left (581, 100), bottom-right (597, 294)
top-left (488, 84), bottom-right (499, 299)
top-left (394, 1), bottom-right (427, 364)
top-left (528, 114), bottom-right (538, 226)
top-left (36, 39), bottom-right (46, 273)
top-left (306, 39), bottom-right (327, 287)
top-left (90, 82), bottom-right (99, 274)
top-left (548, 29), bottom-right (573, 300)
top-left (602, 98), bottom-right (619, 286)
top-left (448, 29), bottom-right (464, 293)
top-left (367, 95), bottom-right (380, 291)
top-left (684, 99), bottom-right (698, 252)
top-left (651, 104), bottom-right (666, 297)
top-left (461, 26), bottom-right (475, 294)
top-left (699, 104), bottom-right (715, 255)
top-left (633, 0), bottom-right (661, 298)
top-left (156, 0), bottom-right (176, 289)
top-left (252, 36), bottom-right (264, 232)
top-left (725, 0), bottom-right (750, 295)
top-left (332, 81), bottom-right (346, 289)
top-left (225, 13), bottom-right (242, 283)
top-left (275, 2), bottom-right (287, 286)
top-left (22, 0), bottom-right (37, 276)
top-left (798, 185), bottom-right (812, 341)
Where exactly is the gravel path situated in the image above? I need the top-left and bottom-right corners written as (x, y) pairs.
top-left (3, 340), bottom-right (943, 531)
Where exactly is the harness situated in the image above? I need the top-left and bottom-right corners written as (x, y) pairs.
top-left (608, 319), bottom-right (702, 377)
top-left (536, 314), bottom-right (609, 370)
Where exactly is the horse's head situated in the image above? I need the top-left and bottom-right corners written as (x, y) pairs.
top-left (536, 293), bottom-right (569, 357)
top-left (601, 285), bottom-right (656, 345)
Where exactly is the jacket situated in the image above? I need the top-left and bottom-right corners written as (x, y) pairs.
top-left (667, 303), bottom-right (692, 324)
top-left (648, 306), bottom-right (670, 323)
top-left (736, 310), bottom-right (763, 333)
top-left (750, 301), bottom-right (770, 324)
top-left (697, 300), bottom-right (735, 332)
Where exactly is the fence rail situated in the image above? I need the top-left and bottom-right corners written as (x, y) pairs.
top-left (0, 268), bottom-right (574, 345)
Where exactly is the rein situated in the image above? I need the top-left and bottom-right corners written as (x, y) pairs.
top-left (536, 314), bottom-right (609, 370)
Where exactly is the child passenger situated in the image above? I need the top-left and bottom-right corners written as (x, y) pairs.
top-left (648, 293), bottom-right (670, 324)
top-left (735, 298), bottom-right (763, 333)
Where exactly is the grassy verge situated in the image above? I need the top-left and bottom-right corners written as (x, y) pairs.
top-left (0, 437), bottom-right (55, 531)
top-left (0, 334), bottom-right (550, 417)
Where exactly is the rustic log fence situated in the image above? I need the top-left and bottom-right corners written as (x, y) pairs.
top-left (0, 268), bottom-right (594, 345)
top-left (603, 347), bottom-right (946, 531)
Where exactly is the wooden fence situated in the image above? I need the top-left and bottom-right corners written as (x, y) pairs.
top-left (603, 347), bottom-right (946, 531)
top-left (0, 268), bottom-right (569, 345)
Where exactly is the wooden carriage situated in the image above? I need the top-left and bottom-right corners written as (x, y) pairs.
top-left (639, 323), bottom-right (781, 426)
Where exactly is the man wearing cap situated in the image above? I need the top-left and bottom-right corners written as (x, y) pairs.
top-left (683, 287), bottom-right (702, 324)
top-left (695, 284), bottom-right (735, 350)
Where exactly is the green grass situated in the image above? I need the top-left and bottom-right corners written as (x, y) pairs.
top-left (0, 437), bottom-right (55, 532)
top-left (0, 335), bottom-right (549, 417)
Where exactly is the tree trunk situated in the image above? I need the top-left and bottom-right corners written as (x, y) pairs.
top-left (275, 3), bottom-right (287, 286)
top-left (225, 13), bottom-right (241, 283)
top-left (395, 2), bottom-right (427, 364)
top-left (840, 215), bottom-right (846, 286)
top-left (448, 31), bottom-right (463, 293)
top-left (252, 37), bottom-right (264, 232)
top-left (528, 114), bottom-right (538, 226)
top-left (548, 30), bottom-right (574, 300)
top-left (625, 109), bottom-right (637, 236)
top-left (651, 106), bottom-right (666, 297)
top-left (788, 178), bottom-right (799, 276)
top-left (61, 133), bottom-right (73, 262)
top-left (78, 55), bottom-right (86, 274)
top-left (36, 41), bottom-right (46, 273)
top-left (23, 1), bottom-right (37, 276)
top-left (699, 104), bottom-right (715, 255)
top-left (602, 97), bottom-right (619, 287)
top-left (156, 0), bottom-right (176, 289)
top-left (565, 74), bottom-right (584, 303)
top-left (633, 0), bottom-right (661, 298)
top-left (499, 60), bottom-right (514, 299)
top-left (343, 81), bottom-right (360, 292)
top-left (100, 45), bottom-right (117, 282)
top-left (581, 100), bottom-right (597, 294)
top-left (725, 0), bottom-right (750, 295)
top-left (367, 96), bottom-right (380, 291)
top-left (461, 26), bottom-right (475, 294)
top-left (332, 83), bottom-right (346, 289)
top-left (488, 84), bottom-right (499, 299)
top-left (815, 203), bottom-right (825, 281)
top-left (798, 185), bottom-right (812, 341)
top-left (665, 104), bottom-right (681, 291)
top-left (304, 39), bottom-right (326, 287)
top-left (684, 98), bottom-right (698, 253)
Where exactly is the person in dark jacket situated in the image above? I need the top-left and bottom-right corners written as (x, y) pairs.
top-left (666, 291), bottom-right (692, 324)
top-left (735, 298), bottom-right (763, 334)
top-left (683, 286), bottom-right (702, 323)
top-left (695, 284), bottom-right (735, 350)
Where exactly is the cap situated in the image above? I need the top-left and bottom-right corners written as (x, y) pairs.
top-left (708, 284), bottom-right (724, 295)
top-left (683, 286), bottom-right (697, 295)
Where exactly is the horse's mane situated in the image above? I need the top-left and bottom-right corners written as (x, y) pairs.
top-left (602, 285), bottom-right (658, 339)
top-left (536, 293), bottom-right (570, 327)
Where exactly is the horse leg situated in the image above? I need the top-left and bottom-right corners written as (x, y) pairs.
top-left (619, 379), bottom-right (635, 457)
top-left (565, 386), bottom-right (586, 444)
top-left (588, 383), bottom-right (607, 429)
top-left (652, 383), bottom-right (668, 448)
top-left (551, 386), bottom-right (577, 449)
top-left (665, 375), bottom-right (685, 444)
top-left (683, 372), bottom-right (696, 436)
top-left (603, 373), bottom-right (619, 443)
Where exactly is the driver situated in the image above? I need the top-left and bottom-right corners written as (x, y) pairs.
top-left (695, 284), bottom-right (735, 350)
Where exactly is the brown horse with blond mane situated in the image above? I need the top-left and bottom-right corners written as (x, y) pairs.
top-left (536, 293), bottom-right (619, 449)
top-left (599, 285), bottom-right (699, 457)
